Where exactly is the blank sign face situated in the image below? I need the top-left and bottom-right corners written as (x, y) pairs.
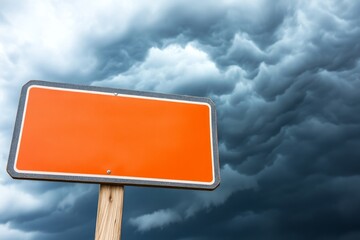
top-left (7, 81), bottom-right (220, 190)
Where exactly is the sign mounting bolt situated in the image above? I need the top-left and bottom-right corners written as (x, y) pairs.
top-left (107, 170), bottom-right (111, 175)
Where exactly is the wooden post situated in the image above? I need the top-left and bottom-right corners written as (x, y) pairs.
top-left (95, 184), bottom-right (124, 240)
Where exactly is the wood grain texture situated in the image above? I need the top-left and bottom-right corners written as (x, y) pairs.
top-left (95, 184), bottom-right (124, 240)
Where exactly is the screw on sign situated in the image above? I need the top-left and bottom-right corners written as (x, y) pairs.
top-left (7, 80), bottom-right (220, 239)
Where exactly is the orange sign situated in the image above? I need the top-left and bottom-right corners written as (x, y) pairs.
top-left (7, 81), bottom-right (220, 189)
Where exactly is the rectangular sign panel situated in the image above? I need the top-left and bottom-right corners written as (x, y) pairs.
top-left (7, 81), bottom-right (220, 189)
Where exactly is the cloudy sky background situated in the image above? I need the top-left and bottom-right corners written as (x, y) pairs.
top-left (1, 0), bottom-right (360, 239)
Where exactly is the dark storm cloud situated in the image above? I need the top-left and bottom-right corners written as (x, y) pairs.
top-left (0, 183), bottom-right (97, 239)
top-left (108, 1), bottom-right (360, 239)
top-left (185, 2), bottom-right (360, 239)
top-left (1, 0), bottom-right (360, 239)
top-left (91, 0), bottom-right (294, 82)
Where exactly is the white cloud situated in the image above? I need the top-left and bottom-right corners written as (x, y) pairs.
top-left (0, 223), bottom-right (37, 240)
top-left (0, 184), bottom-right (43, 221)
top-left (0, 150), bottom-right (10, 184)
top-left (0, 2), bottom-right (93, 80)
top-left (129, 209), bottom-right (182, 232)
top-left (92, 43), bottom-right (238, 95)
top-left (0, 132), bottom-right (95, 222)
top-left (0, 1), bottom-right (168, 84)
top-left (0, 180), bottom-right (95, 223)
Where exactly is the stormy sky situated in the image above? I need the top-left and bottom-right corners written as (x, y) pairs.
top-left (1, 0), bottom-right (360, 239)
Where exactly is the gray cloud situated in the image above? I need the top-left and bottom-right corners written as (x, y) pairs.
top-left (92, 43), bottom-right (238, 96)
top-left (126, 164), bottom-right (257, 233)
top-left (130, 209), bottom-right (181, 232)
top-left (1, 0), bottom-right (360, 239)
